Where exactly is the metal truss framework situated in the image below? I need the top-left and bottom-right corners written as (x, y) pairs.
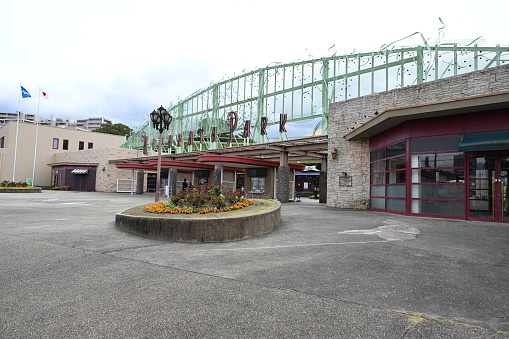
top-left (113, 135), bottom-right (329, 164)
top-left (121, 42), bottom-right (509, 155)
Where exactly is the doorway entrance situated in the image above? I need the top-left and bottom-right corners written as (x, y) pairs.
top-left (468, 153), bottom-right (509, 222)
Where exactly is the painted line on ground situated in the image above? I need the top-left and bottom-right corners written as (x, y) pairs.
top-left (194, 240), bottom-right (393, 252)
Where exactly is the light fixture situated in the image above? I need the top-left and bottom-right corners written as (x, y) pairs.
top-left (331, 148), bottom-right (338, 159)
top-left (149, 105), bottom-right (173, 202)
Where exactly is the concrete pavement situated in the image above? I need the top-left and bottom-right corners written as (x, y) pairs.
top-left (1, 190), bottom-right (508, 338)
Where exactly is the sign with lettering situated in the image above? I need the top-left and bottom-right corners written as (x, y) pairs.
top-left (243, 120), bottom-right (251, 138)
top-left (261, 117), bottom-right (268, 135)
top-left (279, 113), bottom-right (287, 133)
top-left (227, 111), bottom-right (238, 143)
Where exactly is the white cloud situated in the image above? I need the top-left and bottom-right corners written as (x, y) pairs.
top-left (1, 0), bottom-right (507, 129)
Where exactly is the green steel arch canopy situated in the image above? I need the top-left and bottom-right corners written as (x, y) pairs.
top-left (122, 35), bottom-right (509, 155)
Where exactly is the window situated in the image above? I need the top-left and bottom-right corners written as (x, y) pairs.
top-left (411, 136), bottom-right (462, 153)
top-left (0, 136), bottom-right (4, 148)
top-left (79, 141), bottom-right (84, 150)
top-left (88, 142), bottom-right (93, 149)
top-left (251, 177), bottom-right (265, 192)
top-left (63, 139), bottom-right (69, 150)
top-left (370, 141), bottom-right (407, 213)
top-left (52, 138), bottom-right (59, 149)
top-left (410, 137), bottom-right (465, 217)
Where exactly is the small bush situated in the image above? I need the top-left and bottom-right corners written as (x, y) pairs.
top-left (209, 195), bottom-right (227, 209)
top-left (0, 181), bottom-right (29, 188)
top-left (208, 185), bottom-right (223, 197)
top-left (224, 189), bottom-right (243, 205)
top-left (185, 187), bottom-right (208, 207)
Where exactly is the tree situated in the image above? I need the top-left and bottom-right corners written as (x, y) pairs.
top-left (93, 123), bottom-right (133, 136)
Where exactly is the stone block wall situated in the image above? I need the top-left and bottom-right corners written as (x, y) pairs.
top-left (276, 166), bottom-right (290, 202)
top-left (327, 64), bottom-right (509, 209)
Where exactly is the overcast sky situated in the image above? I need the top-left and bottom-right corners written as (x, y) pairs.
top-left (1, 0), bottom-right (507, 130)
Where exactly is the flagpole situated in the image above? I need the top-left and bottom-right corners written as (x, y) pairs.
top-left (32, 87), bottom-right (42, 186)
top-left (12, 83), bottom-right (22, 182)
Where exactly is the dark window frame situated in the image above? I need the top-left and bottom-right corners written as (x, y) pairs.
top-left (370, 140), bottom-right (408, 215)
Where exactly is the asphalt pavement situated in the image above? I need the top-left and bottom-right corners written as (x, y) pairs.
top-left (1, 191), bottom-right (508, 338)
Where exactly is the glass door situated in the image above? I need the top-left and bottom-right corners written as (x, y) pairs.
top-left (500, 155), bottom-right (509, 222)
top-left (468, 153), bottom-right (509, 222)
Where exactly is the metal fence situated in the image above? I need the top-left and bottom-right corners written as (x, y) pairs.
top-left (121, 41), bottom-right (508, 153)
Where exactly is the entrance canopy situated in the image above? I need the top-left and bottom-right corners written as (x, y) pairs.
top-left (110, 135), bottom-right (328, 167)
top-left (345, 91), bottom-right (509, 140)
top-left (458, 129), bottom-right (509, 152)
top-left (148, 159), bottom-right (245, 172)
top-left (198, 155), bottom-right (306, 170)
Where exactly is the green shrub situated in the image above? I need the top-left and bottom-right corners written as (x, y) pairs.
top-left (185, 188), bottom-right (208, 207)
top-left (209, 195), bottom-right (227, 209)
top-left (0, 181), bottom-right (29, 188)
top-left (224, 189), bottom-right (243, 204)
top-left (164, 184), bottom-right (248, 210)
top-left (208, 185), bottom-right (223, 197)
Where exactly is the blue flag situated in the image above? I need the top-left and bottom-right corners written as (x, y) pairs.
top-left (21, 86), bottom-right (31, 98)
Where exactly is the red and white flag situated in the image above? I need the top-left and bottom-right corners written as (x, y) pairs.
top-left (41, 88), bottom-right (49, 99)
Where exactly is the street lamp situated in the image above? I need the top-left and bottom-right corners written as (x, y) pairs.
top-left (149, 105), bottom-right (172, 202)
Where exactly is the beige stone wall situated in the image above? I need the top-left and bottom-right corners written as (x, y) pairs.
top-left (0, 122), bottom-right (126, 186)
top-left (327, 64), bottom-right (509, 209)
top-left (54, 148), bottom-right (143, 192)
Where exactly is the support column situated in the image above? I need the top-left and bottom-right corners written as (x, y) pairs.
top-left (135, 170), bottom-right (144, 194)
top-left (170, 168), bottom-right (177, 197)
top-left (277, 151), bottom-right (290, 203)
top-left (213, 165), bottom-right (222, 186)
top-left (319, 157), bottom-right (327, 204)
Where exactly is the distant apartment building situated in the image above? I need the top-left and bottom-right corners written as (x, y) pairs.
top-left (76, 117), bottom-right (112, 131)
top-left (0, 112), bottom-right (76, 128)
top-left (0, 112), bottom-right (113, 131)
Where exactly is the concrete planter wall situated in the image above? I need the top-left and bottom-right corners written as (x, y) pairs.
top-left (115, 201), bottom-right (281, 243)
top-left (0, 188), bottom-right (42, 193)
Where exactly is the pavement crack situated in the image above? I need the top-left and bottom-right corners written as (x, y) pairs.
top-left (101, 243), bottom-right (166, 254)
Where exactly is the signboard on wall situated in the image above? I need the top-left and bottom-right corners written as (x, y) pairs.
top-left (339, 175), bottom-right (352, 187)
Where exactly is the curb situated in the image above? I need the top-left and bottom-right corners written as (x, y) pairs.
top-left (115, 200), bottom-right (281, 243)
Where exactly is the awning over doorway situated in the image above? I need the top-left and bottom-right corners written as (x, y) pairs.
top-left (71, 169), bottom-right (88, 174)
top-left (458, 129), bottom-right (509, 152)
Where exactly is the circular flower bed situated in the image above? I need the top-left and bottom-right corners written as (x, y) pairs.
top-left (142, 184), bottom-right (254, 215)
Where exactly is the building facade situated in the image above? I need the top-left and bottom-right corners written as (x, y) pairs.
top-left (51, 147), bottom-right (143, 192)
top-left (0, 121), bottom-right (126, 187)
top-left (328, 64), bottom-right (509, 222)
